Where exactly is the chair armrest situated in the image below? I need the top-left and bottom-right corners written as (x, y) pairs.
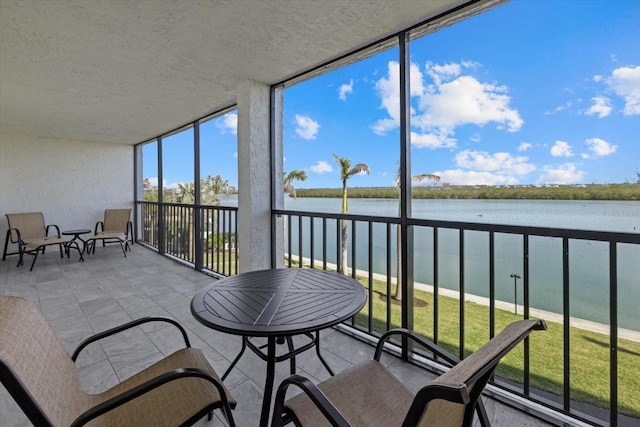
top-left (45, 224), bottom-right (61, 238)
top-left (271, 374), bottom-right (349, 427)
top-left (69, 367), bottom-right (233, 427)
top-left (7, 228), bottom-right (22, 244)
top-left (94, 221), bottom-right (104, 234)
top-left (374, 328), bottom-right (460, 366)
top-left (71, 317), bottom-right (191, 361)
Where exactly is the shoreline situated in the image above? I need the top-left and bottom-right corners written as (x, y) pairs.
top-left (292, 183), bottom-right (640, 201)
top-left (286, 254), bottom-right (640, 343)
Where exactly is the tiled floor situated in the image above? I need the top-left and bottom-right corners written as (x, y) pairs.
top-left (1, 244), bottom-right (553, 426)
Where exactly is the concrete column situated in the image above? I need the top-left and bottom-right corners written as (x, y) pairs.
top-left (237, 80), bottom-right (274, 272)
top-left (272, 87), bottom-right (285, 268)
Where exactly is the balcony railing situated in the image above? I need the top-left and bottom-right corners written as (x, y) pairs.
top-left (137, 201), bottom-right (238, 276)
top-left (135, 201), bottom-right (639, 426)
top-left (274, 208), bottom-right (640, 427)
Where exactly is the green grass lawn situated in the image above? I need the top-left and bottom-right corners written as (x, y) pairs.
top-left (353, 276), bottom-right (640, 418)
top-left (206, 251), bottom-right (238, 275)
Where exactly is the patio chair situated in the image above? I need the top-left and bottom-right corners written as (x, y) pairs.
top-left (271, 318), bottom-right (547, 427)
top-left (86, 208), bottom-right (133, 257)
top-left (2, 212), bottom-right (66, 271)
top-left (0, 295), bottom-right (236, 427)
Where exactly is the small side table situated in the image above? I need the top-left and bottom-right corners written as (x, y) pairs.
top-left (62, 229), bottom-right (92, 261)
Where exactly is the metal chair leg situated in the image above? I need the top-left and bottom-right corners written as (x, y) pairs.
top-left (29, 248), bottom-right (41, 271)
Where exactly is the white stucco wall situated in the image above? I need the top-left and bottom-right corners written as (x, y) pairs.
top-left (0, 133), bottom-right (133, 254)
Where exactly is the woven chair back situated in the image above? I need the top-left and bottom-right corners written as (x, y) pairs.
top-left (103, 209), bottom-right (131, 233)
top-left (5, 212), bottom-right (46, 242)
top-left (0, 296), bottom-right (90, 425)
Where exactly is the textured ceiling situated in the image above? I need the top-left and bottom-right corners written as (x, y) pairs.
top-left (1, 0), bottom-right (475, 145)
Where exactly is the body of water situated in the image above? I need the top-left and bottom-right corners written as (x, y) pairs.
top-left (276, 198), bottom-right (640, 332)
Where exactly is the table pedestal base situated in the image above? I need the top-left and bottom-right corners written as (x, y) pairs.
top-left (62, 229), bottom-right (91, 262)
top-left (222, 331), bottom-right (334, 427)
top-left (64, 240), bottom-right (85, 262)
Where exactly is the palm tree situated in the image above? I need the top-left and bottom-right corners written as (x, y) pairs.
top-left (201, 174), bottom-right (234, 254)
top-left (284, 169), bottom-right (308, 198)
top-left (201, 174), bottom-right (232, 205)
top-left (175, 182), bottom-right (195, 204)
top-left (393, 164), bottom-right (440, 300)
top-left (174, 175), bottom-right (233, 259)
top-left (143, 189), bottom-right (158, 202)
top-left (333, 154), bottom-right (370, 274)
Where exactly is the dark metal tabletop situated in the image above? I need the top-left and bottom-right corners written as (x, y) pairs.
top-left (62, 229), bottom-right (92, 235)
top-left (191, 268), bottom-right (367, 337)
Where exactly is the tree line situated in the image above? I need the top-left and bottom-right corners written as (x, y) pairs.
top-left (143, 174), bottom-right (234, 205)
top-left (294, 183), bottom-right (640, 201)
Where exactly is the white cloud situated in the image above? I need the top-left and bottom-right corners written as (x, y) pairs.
top-left (217, 112), bottom-right (238, 134)
top-left (434, 169), bottom-right (518, 186)
top-left (295, 114), bottom-right (320, 140)
top-left (550, 140), bottom-right (574, 157)
top-left (585, 96), bottom-right (612, 118)
top-left (310, 161), bottom-right (332, 174)
top-left (470, 133), bottom-right (481, 143)
top-left (415, 74), bottom-right (523, 133)
top-left (518, 142), bottom-right (532, 152)
top-left (454, 150), bottom-right (536, 176)
top-left (536, 163), bottom-right (584, 185)
top-left (338, 79), bottom-right (354, 100)
top-left (544, 101), bottom-right (573, 115)
top-left (373, 61), bottom-right (422, 134)
top-left (371, 118), bottom-right (397, 136)
top-left (372, 60), bottom-right (523, 145)
top-left (410, 131), bottom-right (456, 149)
top-left (435, 150), bottom-right (535, 185)
top-left (461, 60), bottom-right (481, 70)
top-left (426, 62), bottom-right (461, 86)
top-left (583, 137), bottom-right (617, 158)
top-left (147, 177), bottom-right (183, 190)
top-left (372, 61), bottom-right (400, 135)
top-left (607, 65), bottom-right (640, 115)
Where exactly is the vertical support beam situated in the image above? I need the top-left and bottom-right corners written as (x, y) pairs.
top-left (386, 223), bottom-right (392, 331)
top-left (489, 231), bottom-right (495, 339)
top-left (399, 32), bottom-right (414, 359)
top-left (609, 241), bottom-right (618, 427)
top-left (272, 86), bottom-right (285, 268)
top-left (237, 80), bottom-right (272, 272)
top-left (351, 219), bottom-right (357, 279)
top-left (459, 229), bottom-right (465, 360)
top-left (133, 144), bottom-right (142, 242)
top-left (524, 234), bottom-right (530, 394)
top-left (194, 120), bottom-right (203, 271)
top-left (433, 227), bottom-right (439, 345)
top-left (562, 237), bottom-right (570, 411)
top-left (157, 136), bottom-right (165, 255)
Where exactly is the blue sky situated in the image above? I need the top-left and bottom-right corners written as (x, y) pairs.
top-left (147, 0), bottom-right (639, 190)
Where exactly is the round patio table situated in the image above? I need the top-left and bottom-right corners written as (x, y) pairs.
top-left (191, 268), bottom-right (367, 427)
